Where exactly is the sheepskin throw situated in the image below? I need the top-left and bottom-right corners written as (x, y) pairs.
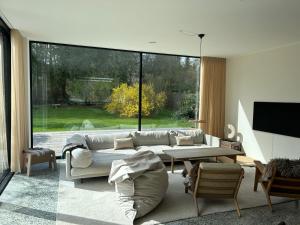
top-left (262, 158), bottom-right (300, 181)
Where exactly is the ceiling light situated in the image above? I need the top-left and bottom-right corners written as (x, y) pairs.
top-left (148, 41), bottom-right (157, 44)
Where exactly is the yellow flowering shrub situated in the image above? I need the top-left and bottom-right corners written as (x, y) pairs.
top-left (105, 83), bottom-right (166, 117)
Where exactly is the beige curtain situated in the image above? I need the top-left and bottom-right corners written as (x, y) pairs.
top-left (0, 34), bottom-right (8, 173)
top-left (199, 57), bottom-right (226, 138)
top-left (11, 29), bottom-right (29, 172)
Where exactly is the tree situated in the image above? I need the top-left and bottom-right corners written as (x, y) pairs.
top-left (105, 83), bottom-right (166, 117)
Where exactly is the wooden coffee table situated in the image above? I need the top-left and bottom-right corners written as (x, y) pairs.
top-left (163, 147), bottom-right (244, 173)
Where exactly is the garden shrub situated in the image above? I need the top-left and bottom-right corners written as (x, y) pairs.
top-left (105, 83), bottom-right (166, 117)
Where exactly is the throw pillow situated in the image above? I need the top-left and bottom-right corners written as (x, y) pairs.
top-left (176, 136), bottom-right (194, 146)
top-left (71, 148), bottom-right (92, 168)
top-left (114, 137), bottom-right (134, 150)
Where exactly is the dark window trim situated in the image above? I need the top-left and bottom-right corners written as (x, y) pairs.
top-left (138, 53), bottom-right (143, 131)
top-left (29, 40), bottom-right (200, 59)
top-left (0, 16), bottom-right (12, 195)
top-left (29, 40), bottom-right (200, 149)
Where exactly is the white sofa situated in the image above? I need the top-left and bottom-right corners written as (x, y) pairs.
top-left (65, 129), bottom-right (220, 180)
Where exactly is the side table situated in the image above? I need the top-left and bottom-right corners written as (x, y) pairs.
top-left (218, 139), bottom-right (242, 163)
top-left (23, 148), bottom-right (57, 176)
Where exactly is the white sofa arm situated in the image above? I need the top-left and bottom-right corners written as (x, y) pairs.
top-left (204, 134), bottom-right (220, 147)
top-left (66, 151), bottom-right (72, 179)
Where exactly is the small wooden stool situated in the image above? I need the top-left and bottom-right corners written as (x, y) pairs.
top-left (23, 148), bottom-right (57, 176)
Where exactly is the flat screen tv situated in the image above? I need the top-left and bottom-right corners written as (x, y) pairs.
top-left (253, 102), bottom-right (300, 138)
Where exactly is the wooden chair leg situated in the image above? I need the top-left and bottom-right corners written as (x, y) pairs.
top-left (266, 194), bottom-right (273, 211)
top-left (193, 196), bottom-right (199, 216)
top-left (234, 198), bottom-right (241, 217)
top-left (27, 155), bottom-right (32, 177)
top-left (49, 160), bottom-right (52, 169)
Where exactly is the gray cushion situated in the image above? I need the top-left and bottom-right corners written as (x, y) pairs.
top-left (177, 129), bottom-right (204, 144)
top-left (67, 134), bottom-right (89, 149)
top-left (132, 131), bottom-right (169, 146)
top-left (114, 137), bottom-right (134, 150)
top-left (175, 136), bottom-right (194, 146)
top-left (137, 145), bottom-right (172, 161)
top-left (85, 132), bottom-right (131, 150)
top-left (71, 148), bottom-right (137, 177)
top-left (71, 148), bottom-right (92, 168)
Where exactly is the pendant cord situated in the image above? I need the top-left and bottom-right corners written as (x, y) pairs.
top-left (196, 34), bottom-right (205, 127)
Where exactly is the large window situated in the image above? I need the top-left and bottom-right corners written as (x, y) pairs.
top-left (142, 53), bottom-right (198, 129)
top-left (31, 42), bottom-right (199, 155)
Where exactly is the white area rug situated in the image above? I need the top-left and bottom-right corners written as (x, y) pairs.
top-left (56, 163), bottom-right (287, 225)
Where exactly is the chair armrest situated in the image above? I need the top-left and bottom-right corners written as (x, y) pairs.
top-left (65, 151), bottom-right (72, 179)
top-left (254, 160), bottom-right (265, 174)
top-left (204, 134), bottom-right (220, 147)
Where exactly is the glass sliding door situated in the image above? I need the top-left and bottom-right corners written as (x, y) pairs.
top-left (0, 33), bottom-right (8, 176)
top-left (31, 43), bottom-right (140, 156)
top-left (141, 53), bottom-right (199, 130)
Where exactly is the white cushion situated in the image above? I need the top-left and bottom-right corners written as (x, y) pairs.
top-left (132, 131), bottom-right (169, 146)
top-left (71, 148), bottom-right (92, 168)
top-left (114, 137), bottom-right (134, 150)
top-left (176, 136), bottom-right (194, 146)
top-left (85, 132), bottom-right (131, 150)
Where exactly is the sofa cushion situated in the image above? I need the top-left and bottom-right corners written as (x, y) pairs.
top-left (71, 148), bottom-right (137, 177)
top-left (171, 144), bottom-right (213, 150)
top-left (114, 137), bottom-right (134, 150)
top-left (85, 132), bottom-right (131, 150)
top-left (137, 145), bottom-right (173, 161)
top-left (67, 134), bottom-right (89, 149)
top-left (175, 136), bottom-right (194, 146)
top-left (71, 148), bottom-right (93, 168)
top-left (132, 131), bottom-right (169, 146)
top-left (177, 129), bottom-right (204, 144)
top-left (168, 130), bottom-right (178, 146)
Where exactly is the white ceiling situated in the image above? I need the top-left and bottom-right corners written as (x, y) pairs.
top-left (1, 0), bottom-right (300, 57)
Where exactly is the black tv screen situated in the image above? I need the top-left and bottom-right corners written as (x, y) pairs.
top-left (253, 102), bottom-right (300, 138)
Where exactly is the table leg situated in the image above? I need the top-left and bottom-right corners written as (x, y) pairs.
top-left (233, 155), bottom-right (237, 163)
top-left (254, 166), bottom-right (261, 191)
top-left (171, 157), bottom-right (174, 173)
top-left (27, 155), bottom-right (32, 177)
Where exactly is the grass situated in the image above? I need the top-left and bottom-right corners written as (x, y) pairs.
top-left (32, 105), bottom-right (193, 132)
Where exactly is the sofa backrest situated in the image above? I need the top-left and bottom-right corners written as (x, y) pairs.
top-left (169, 129), bottom-right (205, 146)
top-left (85, 132), bottom-right (131, 150)
top-left (67, 129), bottom-right (206, 150)
top-left (131, 131), bottom-right (169, 146)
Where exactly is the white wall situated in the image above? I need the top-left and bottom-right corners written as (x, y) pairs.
top-left (226, 43), bottom-right (300, 163)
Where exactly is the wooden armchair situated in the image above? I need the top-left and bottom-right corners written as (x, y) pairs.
top-left (254, 160), bottom-right (300, 210)
top-left (184, 161), bottom-right (244, 217)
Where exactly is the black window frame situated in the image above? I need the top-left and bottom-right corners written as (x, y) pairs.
top-left (0, 17), bottom-right (13, 195)
top-left (29, 40), bottom-right (200, 148)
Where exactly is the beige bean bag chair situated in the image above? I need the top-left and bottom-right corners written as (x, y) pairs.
top-left (108, 151), bottom-right (168, 222)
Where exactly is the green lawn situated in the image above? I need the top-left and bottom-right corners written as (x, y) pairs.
top-left (33, 106), bottom-right (193, 132)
